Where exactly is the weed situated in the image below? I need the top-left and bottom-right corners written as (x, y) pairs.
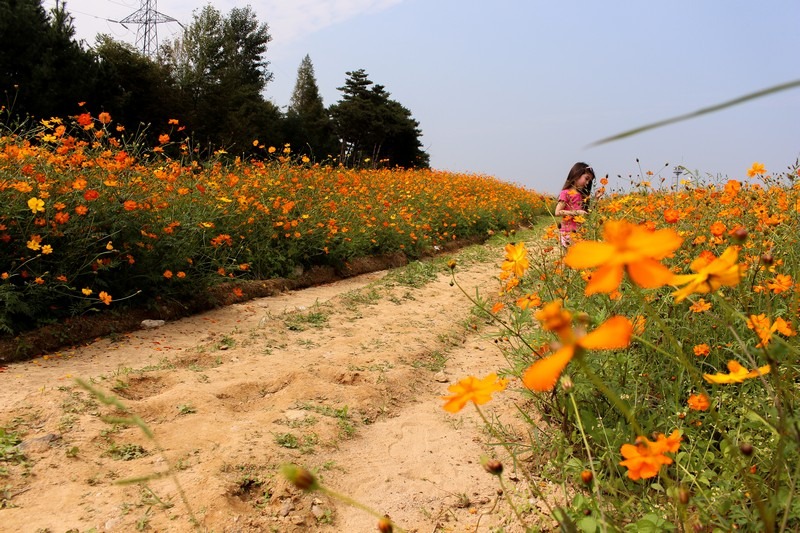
top-left (412, 350), bottom-right (448, 372)
top-left (176, 404), bottom-right (196, 416)
top-left (106, 443), bottom-right (149, 461)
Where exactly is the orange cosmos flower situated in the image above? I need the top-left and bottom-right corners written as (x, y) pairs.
top-left (98, 112), bottom-right (111, 124)
top-left (687, 393), bottom-right (710, 411)
top-left (747, 162), bottom-right (766, 177)
top-left (766, 274), bottom-right (793, 294)
top-left (703, 360), bottom-right (770, 384)
top-left (671, 247), bottom-right (742, 303)
top-left (693, 343), bottom-right (710, 357)
top-left (442, 373), bottom-right (508, 413)
top-left (158, 133), bottom-right (170, 144)
top-left (564, 219), bottom-right (682, 295)
top-left (501, 242), bottom-right (530, 278)
top-left (746, 314), bottom-right (795, 348)
top-left (516, 292), bottom-right (542, 310)
top-left (522, 301), bottom-right (633, 391)
top-left (619, 430), bottom-right (682, 480)
top-left (709, 221), bottom-right (726, 237)
top-left (98, 291), bottom-right (112, 305)
top-left (689, 298), bottom-right (711, 313)
top-left (663, 208), bottom-right (680, 224)
top-left (163, 270), bottom-right (173, 279)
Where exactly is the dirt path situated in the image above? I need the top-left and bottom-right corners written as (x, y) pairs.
top-left (0, 236), bottom-right (553, 532)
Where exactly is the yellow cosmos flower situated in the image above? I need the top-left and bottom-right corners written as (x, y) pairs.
top-left (522, 301), bottom-right (633, 391)
top-left (564, 219), bottom-right (682, 295)
top-left (671, 247), bottom-right (742, 303)
top-left (501, 242), bottom-right (530, 278)
top-left (28, 197), bottom-right (45, 213)
top-left (442, 373), bottom-right (508, 413)
top-left (747, 162), bottom-right (766, 177)
top-left (703, 360), bottom-right (770, 384)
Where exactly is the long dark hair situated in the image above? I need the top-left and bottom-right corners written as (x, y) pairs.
top-left (561, 162), bottom-right (595, 210)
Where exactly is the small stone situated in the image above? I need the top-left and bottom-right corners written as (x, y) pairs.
top-left (279, 499), bottom-right (294, 517)
top-left (311, 504), bottom-right (325, 519)
top-left (141, 319), bottom-right (165, 329)
top-left (434, 371), bottom-right (448, 383)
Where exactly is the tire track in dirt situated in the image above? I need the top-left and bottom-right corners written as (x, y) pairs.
top-left (0, 234), bottom-right (548, 532)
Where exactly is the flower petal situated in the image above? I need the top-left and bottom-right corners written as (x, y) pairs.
top-left (579, 316), bottom-right (633, 350)
top-left (564, 241), bottom-right (616, 269)
top-left (585, 264), bottom-right (624, 295)
top-left (626, 227), bottom-right (683, 259)
top-left (522, 346), bottom-right (575, 392)
top-left (627, 258), bottom-right (675, 289)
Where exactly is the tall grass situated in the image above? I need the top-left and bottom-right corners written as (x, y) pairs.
top-left (447, 163), bottom-right (800, 531)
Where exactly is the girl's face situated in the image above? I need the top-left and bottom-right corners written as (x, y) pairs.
top-left (576, 173), bottom-right (592, 189)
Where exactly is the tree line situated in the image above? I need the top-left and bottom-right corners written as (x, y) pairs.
top-left (0, 0), bottom-right (430, 168)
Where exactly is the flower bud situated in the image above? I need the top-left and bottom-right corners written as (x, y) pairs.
top-left (481, 456), bottom-right (504, 476)
top-left (678, 487), bottom-right (691, 505)
top-left (447, 259), bottom-right (457, 270)
top-left (377, 516), bottom-right (393, 533)
top-left (761, 252), bottom-right (774, 266)
top-left (740, 442), bottom-right (754, 456)
top-left (560, 375), bottom-right (574, 392)
top-left (281, 463), bottom-right (318, 491)
top-left (580, 470), bottom-right (593, 485)
top-left (731, 227), bottom-right (748, 242)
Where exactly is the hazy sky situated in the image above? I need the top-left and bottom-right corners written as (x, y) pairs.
top-left (49, 0), bottom-right (800, 194)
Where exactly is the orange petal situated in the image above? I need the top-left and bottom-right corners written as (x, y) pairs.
top-left (564, 241), bottom-right (616, 269)
top-left (627, 258), bottom-right (675, 288)
top-left (579, 316), bottom-right (633, 350)
top-left (585, 264), bottom-right (624, 295)
top-left (522, 346), bottom-right (575, 392)
top-left (627, 227), bottom-right (683, 259)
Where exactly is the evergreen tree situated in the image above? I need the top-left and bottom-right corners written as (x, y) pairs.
top-left (285, 55), bottom-right (336, 160)
top-left (0, 0), bottom-right (98, 119)
top-left (329, 69), bottom-right (428, 168)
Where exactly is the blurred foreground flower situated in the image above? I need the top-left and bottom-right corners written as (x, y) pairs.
top-left (442, 373), bottom-right (508, 413)
top-left (619, 430), bottom-right (682, 480)
top-left (564, 219), bottom-right (682, 295)
top-left (671, 246), bottom-right (742, 303)
top-left (522, 300), bottom-right (633, 391)
top-left (703, 360), bottom-right (771, 384)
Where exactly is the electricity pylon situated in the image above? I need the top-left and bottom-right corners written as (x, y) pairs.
top-left (120, 0), bottom-right (181, 57)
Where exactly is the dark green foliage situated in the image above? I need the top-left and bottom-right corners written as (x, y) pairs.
top-left (285, 55), bottom-right (337, 161)
top-left (330, 69), bottom-right (429, 169)
top-left (0, 0), bottom-right (99, 118)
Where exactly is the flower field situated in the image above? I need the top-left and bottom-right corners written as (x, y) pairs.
top-left (0, 110), bottom-right (546, 337)
top-left (444, 162), bottom-right (800, 531)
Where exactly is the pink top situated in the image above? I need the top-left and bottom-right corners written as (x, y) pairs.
top-left (558, 188), bottom-right (583, 234)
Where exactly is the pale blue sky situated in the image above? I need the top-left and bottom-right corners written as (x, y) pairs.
top-left (55, 0), bottom-right (800, 194)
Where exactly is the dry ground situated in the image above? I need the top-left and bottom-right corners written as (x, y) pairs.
top-left (0, 234), bottom-right (564, 532)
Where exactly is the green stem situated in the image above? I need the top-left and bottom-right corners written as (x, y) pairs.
top-left (568, 392), bottom-right (607, 530)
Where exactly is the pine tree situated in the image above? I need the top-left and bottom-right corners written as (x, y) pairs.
top-left (329, 69), bottom-right (428, 168)
top-left (285, 55), bottom-right (335, 160)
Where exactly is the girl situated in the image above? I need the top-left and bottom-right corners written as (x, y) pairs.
top-left (555, 162), bottom-right (595, 248)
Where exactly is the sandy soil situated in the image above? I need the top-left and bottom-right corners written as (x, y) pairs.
top-left (0, 238), bottom-right (561, 532)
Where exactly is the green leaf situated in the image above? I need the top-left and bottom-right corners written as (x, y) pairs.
top-left (590, 79), bottom-right (800, 145)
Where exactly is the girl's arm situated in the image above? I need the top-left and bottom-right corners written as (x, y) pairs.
top-left (555, 200), bottom-right (586, 217)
